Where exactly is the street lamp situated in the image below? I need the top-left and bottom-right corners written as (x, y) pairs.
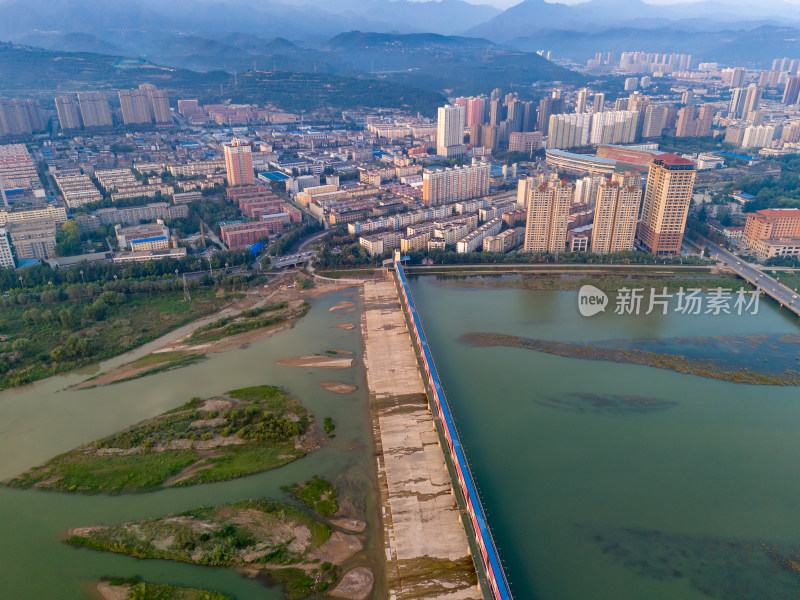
top-left (79, 270), bottom-right (84, 284)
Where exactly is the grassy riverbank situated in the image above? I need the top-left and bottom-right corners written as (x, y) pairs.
top-left (68, 498), bottom-right (353, 600)
top-left (0, 288), bottom-right (231, 391)
top-left (6, 385), bottom-right (316, 494)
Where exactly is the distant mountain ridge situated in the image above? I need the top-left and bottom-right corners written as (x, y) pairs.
top-left (467, 0), bottom-right (800, 41)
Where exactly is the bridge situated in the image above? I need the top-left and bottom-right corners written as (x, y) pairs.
top-left (706, 241), bottom-right (800, 318)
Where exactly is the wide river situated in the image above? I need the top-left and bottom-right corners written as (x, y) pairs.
top-left (0, 288), bottom-right (382, 600)
top-left (408, 274), bottom-right (800, 600)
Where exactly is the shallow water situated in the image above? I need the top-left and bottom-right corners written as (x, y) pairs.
top-left (0, 289), bottom-right (381, 600)
top-left (408, 275), bottom-right (800, 600)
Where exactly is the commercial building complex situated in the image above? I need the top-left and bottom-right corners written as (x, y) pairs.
top-left (742, 208), bottom-right (800, 260)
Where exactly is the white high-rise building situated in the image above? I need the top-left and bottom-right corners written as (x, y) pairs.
top-left (741, 125), bottom-right (776, 149)
top-left (574, 175), bottom-right (605, 207)
top-left (0, 227), bottom-right (14, 268)
top-left (437, 104), bottom-right (466, 157)
top-left (547, 113), bottom-right (592, 149)
top-left (589, 110), bottom-right (639, 145)
top-left (575, 88), bottom-right (588, 114)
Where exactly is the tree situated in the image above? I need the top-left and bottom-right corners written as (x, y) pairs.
top-left (54, 220), bottom-right (82, 257)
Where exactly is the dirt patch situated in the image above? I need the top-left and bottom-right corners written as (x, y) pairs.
top-left (330, 567), bottom-right (374, 600)
top-left (95, 582), bottom-right (129, 600)
top-left (276, 356), bottom-right (356, 369)
top-left (68, 525), bottom-right (110, 537)
top-left (329, 518), bottom-right (367, 533)
top-left (202, 398), bottom-right (233, 411)
top-left (308, 531), bottom-right (363, 563)
top-left (334, 323), bottom-right (356, 330)
top-left (319, 382), bottom-right (358, 394)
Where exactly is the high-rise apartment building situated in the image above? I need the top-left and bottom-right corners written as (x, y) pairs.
top-left (0, 227), bottom-right (14, 268)
top-left (675, 106), bottom-right (697, 137)
top-left (575, 88), bottom-right (588, 114)
top-left (523, 179), bottom-right (572, 253)
top-left (78, 92), bottom-right (113, 128)
top-left (730, 67), bottom-right (747, 88)
top-left (119, 89), bottom-right (152, 125)
top-left (642, 105), bottom-right (668, 139)
top-left (506, 99), bottom-right (524, 133)
top-left (589, 110), bottom-right (639, 145)
top-left (694, 105), bottom-right (715, 137)
top-left (422, 161), bottom-right (490, 206)
top-left (224, 138), bottom-right (255, 187)
top-left (548, 113), bottom-right (592, 149)
top-left (537, 97), bottom-right (553, 134)
top-left (593, 93), bottom-right (605, 114)
top-left (743, 84), bottom-right (762, 119)
top-left (55, 96), bottom-right (82, 131)
top-left (140, 84), bottom-right (171, 123)
top-left (436, 104), bottom-right (466, 157)
top-left (636, 154), bottom-right (696, 256)
top-left (489, 99), bottom-right (504, 127)
top-left (466, 96), bottom-right (487, 127)
top-left (591, 172), bottom-right (642, 254)
top-left (783, 77), bottom-right (800, 106)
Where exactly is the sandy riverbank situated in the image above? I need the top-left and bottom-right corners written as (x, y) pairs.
top-left (73, 276), bottom-right (357, 389)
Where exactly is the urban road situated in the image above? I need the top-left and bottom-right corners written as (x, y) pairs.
top-left (706, 241), bottom-right (800, 318)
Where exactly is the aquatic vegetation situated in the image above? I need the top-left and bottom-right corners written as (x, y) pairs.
top-left (460, 332), bottom-right (800, 386)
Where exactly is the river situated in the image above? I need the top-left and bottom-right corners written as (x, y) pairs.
top-left (0, 288), bottom-right (382, 600)
top-left (407, 275), bottom-right (800, 600)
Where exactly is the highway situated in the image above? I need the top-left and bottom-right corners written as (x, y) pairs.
top-left (706, 241), bottom-right (800, 317)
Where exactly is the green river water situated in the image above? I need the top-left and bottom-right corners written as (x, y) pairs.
top-left (407, 275), bottom-right (800, 600)
top-left (4, 276), bottom-right (800, 600)
top-left (0, 288), bottom-right (382, 600)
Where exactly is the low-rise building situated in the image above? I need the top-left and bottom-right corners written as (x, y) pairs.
top-left (220, 220), bottom-right (280, 248)
top-left (115, 221), bottom-right (170, 252)
top-left (400, 231), bottom-right (431, 253)
top-left (456, 218), bottom-right (502, 253)
top-left (113, 247), bottom-right (187, 264)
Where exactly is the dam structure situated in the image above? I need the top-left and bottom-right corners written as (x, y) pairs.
top-left (394, 261), bottom-right (513, 600)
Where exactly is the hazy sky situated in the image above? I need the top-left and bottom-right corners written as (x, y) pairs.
top-left (461, 0), bottom-right (800, 8)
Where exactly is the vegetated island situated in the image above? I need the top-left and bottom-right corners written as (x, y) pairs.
top-left (76, 300), bottom-right (310, 389)
top-left (67, 497), bottom-right (365, 600)
top-left (459, 332), bottom-right (800, 386)
top-left (6, 385), bottom-right (317, 494)
top-left (96, 577), bottom-right (232, 600)
top-left (284, 476), bottom-right (340, 518)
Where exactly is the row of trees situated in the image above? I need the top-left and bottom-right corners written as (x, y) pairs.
top-left (0, 249), bottom-right (252, 294)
